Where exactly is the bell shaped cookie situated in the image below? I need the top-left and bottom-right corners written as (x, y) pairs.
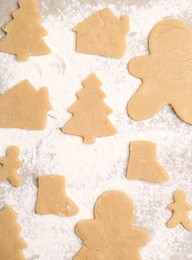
top-left (74, 190), bottom-right (149, 260)
top-left (0, 80), bottom-right (52, 130)
top-left (35, 175), bottom-right (79, 216)
top-left (73, 8), bottom-right (129, 58)
top-left (128, 19), bottom-right (192, 124)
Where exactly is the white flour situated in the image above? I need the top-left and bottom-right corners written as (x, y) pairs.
top-left (0, 0), bottom-right (192, 259)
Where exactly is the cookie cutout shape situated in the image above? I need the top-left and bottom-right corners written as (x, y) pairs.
top-left (0, 80), bottom-right (52, 130)
top-left (128, 19), bottom-right (192, 124)
top-left (35, 175), bottom-right (79, 216)
top-left (127, 141), bottom-right (169, 183)
top-left (167, 190), bottom-right (192, 230)
top-left (74, 190), bottom-right (149, 260)
top-left (0, 146), bottom-right (22, 187)
top-left (62, 73), bottom-right (117, 144)
top-left (73, 8), bottom-right (129, 58)
top-left (0, 206), bottom-right (27, 260)
top-left (0, 0), bottom-right (51, 61)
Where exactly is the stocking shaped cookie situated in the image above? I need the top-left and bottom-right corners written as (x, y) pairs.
top-left (0, 146), bottom-right (22, 187)
top-left (128, 19), bottom-right (192, 124)
top-left (73, 8), bottom-right (129, 58)
top-left (35, 175), bottom-right (79, 216)
top-left (167, 190), bottom-right (192, 230)
top-left (62, 73), bottom-right (117, 144)
top-left (127, 141), bottom-right (169, 183)
top-left (0, 0), bottom-right (51, 61)
top-left (74, 190), bottom-right (149, 260)
top-left (0, 206), bottom-right (27, 260)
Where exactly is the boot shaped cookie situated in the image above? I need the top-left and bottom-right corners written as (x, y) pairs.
top-left (35, 175), bottom-right (79, 216)
top-left (127, 141), bottom-right (169, 183)
top-left (167, 190), bottom-right (192, 230)
top-left (128, 19), bottom-right (192, 124)
top-left (74, 190), bottom-right (149, 260)
top-left (0, 146), bottom-right (22, 187)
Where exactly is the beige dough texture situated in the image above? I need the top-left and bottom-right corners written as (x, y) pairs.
top-left (127, 141), bottom-right (169, 183)
top-left (0, 80), bottom-right (52, 130)
top-left (128, 19), bottom-right (192, 124)
top-left (0, 0), bottom-right (51, 61)
top-left (35, 175), bottom-right (79, 216)
top-left (0, 146), bottom-right (22, 187)
top-left (73, 8), bottom-right (129, 58)
top-left (167, 190), bottom-right (192, 230)
top-left (62, 73), bottom-right (117, 144)
top-left (74, 190), bottom-right (149, 260)
top-left (0, 206), bottom-right (27, 260)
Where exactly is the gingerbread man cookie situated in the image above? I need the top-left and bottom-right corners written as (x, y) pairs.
top-left (0, 146), bottom-right (22, 187)
top-left (128, 19), bottom-right (192, 124)
top-left (74, 190), bottom-right (149, 260)
top-left (167, 190), bottom-right (192, 230)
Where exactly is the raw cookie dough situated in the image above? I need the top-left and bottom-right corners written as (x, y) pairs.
top-left (0, 146), bottom-right (22, 187)
top-left (74, 190), bottom-right (149, 260)
top-left (35, 175), bottom-right (79, 216)
top-left (127, 141), bottom-right (169, 183)
top-left (128, 19), bottom-right (192, 124)
top-left (73, 8), bottom-right (129, 58)
top-left (0, 80), bottom-right (52, 130)
top-left (0, 206), bottom-right (27, 260)
top-left (62, 73), bottom-right (117, 144)
top-left (0, 0), bottom-right (51, 61)
top-left (167, 190), bottom-right (192, 230)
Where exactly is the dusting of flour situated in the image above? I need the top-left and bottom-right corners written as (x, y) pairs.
top-left (0, 0), bottom-right (192, 259)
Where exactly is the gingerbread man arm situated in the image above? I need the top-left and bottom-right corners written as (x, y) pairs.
top-left (130, 227), bottom-right (150, 247)
top-left (167, 203), bottom-right (175, 210)
top-left (185, 203), bottom-right (192, 210)
top-left (0, 157), bottom-right (6, 165)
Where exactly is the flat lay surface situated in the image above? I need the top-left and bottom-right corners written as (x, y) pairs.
top-left (0, 0), bottom-right (192, 259)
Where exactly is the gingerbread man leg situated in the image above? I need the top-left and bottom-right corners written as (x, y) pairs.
top-left (167, 216), bottom-right (180, 228)
top-left (181, 218), bottom-right (192, 230)
top-left (172, 91), bottom-right (192, 124)
top-left (8, 173), bottom-right (21, 187)
top-left (128, 83), bottom-right (166, 120)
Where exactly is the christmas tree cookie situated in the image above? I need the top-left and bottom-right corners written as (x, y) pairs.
top-left (128, 19), bottom-right (192, 124)
top-left (0, 206), bottom-right (27, 260)
top-left (127, 141), bottom-right (169, 183)
top-left (63, 73), bottom-right (117, 144)
top-left (0, 146), bottom-right (22, 187)
top-left (0, 80), bottom-right (52, 130)
top-left (73, 8), bottom-right (129, 58)
top-left (35, 175), bottom-right (79, 216)
top-left (167, 190), bottom-right (192, 230)
top-left (0, 0), bottom-right (51, 61)
top-left (74, 190), bottom-right (149, 260)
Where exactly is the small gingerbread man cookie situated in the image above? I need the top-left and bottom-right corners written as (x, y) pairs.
top-left (167, 190), bottom-right (192, 230)
top-left (0, 146), bottom-right (22, 187)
